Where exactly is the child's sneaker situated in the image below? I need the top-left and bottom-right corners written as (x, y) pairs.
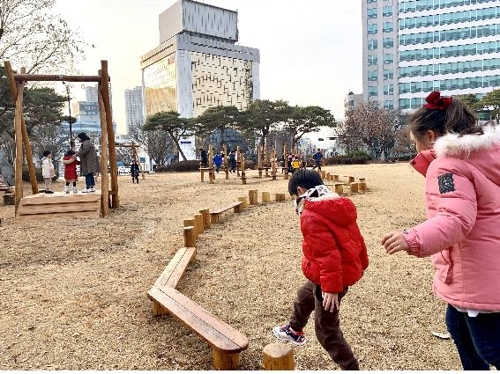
top-left (64, 186), bottom-right (70, 194)
top-left (272, 324), bottom-right (307, 346)
top-left (72, 187), bottom-right (78, 194)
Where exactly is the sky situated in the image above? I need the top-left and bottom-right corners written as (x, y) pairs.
top-left (53, 0), bottom-right (363, 137)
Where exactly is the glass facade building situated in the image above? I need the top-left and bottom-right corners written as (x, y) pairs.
top-left (362, 0), bottom-right (500, 111)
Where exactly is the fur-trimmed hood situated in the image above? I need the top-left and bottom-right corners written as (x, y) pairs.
top-left (434, 124), bottom-right (500, 158)
top-left (434, 124), bottom-right (500, 188)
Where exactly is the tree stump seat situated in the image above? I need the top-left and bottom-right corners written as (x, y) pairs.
top-left (210, 201), bottom-right (243, 223)
top-left (147, 286), bottom-right (248, 369)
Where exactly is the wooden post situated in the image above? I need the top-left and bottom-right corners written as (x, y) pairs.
top-left (237, 196), bottom-right (248, 210)
top-left (194, 214), bottom-right (204, 235)
top-left (333, 174), bottom-right (339, 182)
top-left (183, 226), bottom-right (196, 247)
top-left (348, 176), bottom-right (355, 184)
top-left (358, 178), bottom-right (367, 192)
top-left (263, 343), bottom-right (295, 370)
top-left (257, 145), bottom-right (262, 178)
top-left (241, 152), bottom-right (246, 185)
top-left (248, 189), bottom-right (258, 205)
top-left (5, 63), bottom-right (38, 195)
top-left (262, 191), bottom-right (270, 204)
top-left (270, 149), bottom-right (277, 180)
top-left (200, 208), bottom-right (211, 230)
top-left (212, 349), bottom-right (240, 370)
top-left (98, 80), bottom-right (110, 218)
top-left (275, 193), bottom-right (286, 202)
top-left (100, 60), bottom-right (119, 208)
top-left (223, 144), bottom-right (229, 180)
top-left (208, 144), bottom-right (215, 184)
top-left (13, 79), bottom-right (24, 215)
top-left (350, 182), bottom-right (359, 194)
top-left (184, 218), bottom-right (197, 238)
top-left (334, 183), bottom-right (344, 195)
top-left (236, 146), bottom-right (241, 177)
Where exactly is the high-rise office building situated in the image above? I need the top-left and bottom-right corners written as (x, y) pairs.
top-left (140, 0), bottom-right (260, 158)
top-left (124, 86), bottom-right (144, 134)
top-left (362, 0), bottom-right (500, 111)
top-left (85, 85), bottom-right (98, 103)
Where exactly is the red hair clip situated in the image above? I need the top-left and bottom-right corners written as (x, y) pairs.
top-left (424, 91), bottom-right (452, 111)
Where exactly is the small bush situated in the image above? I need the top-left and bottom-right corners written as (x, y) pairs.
top-left (243, 160), bottom-right (254, 170)
top-left (155, 160), bottom-right (200, 173)
top-left (346, 150), bottom-right (372, 160)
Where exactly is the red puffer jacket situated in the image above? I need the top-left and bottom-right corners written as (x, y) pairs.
top-left (301, 195), bottom-right (369, 293)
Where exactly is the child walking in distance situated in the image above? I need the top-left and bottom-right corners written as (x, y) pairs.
top-left (41, 150), bottom-right (56, 194)
top-left (61, 150), bottom-right (80, 193)
top-left (273, 169), bottom-right (369, 370)
top-left (130, 159), bottom-right (140, 184)
top-left (381, 91), bottom-right (500, 370)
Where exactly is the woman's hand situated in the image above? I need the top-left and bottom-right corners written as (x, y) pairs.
top-left (381, 231), bottom-right (409, 254)
top-left (322, 292), bottom-right (339, 312)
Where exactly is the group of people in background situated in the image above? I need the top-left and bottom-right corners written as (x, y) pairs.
top-left (198, 148), bottom-right (237, 173)
top-left (285, 149), bottom-right (323, 174)
top-left (40, 132), bottom-right (99, 194)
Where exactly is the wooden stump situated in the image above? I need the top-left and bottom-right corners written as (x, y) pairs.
top-left (284, 173), bottom-right (289, 180)
top-left (213, 348), bottom-right (240, 370)
top-left (200, 208), bottom-right (211, 230)
top-left (358, 178), bottom-right (367, 192)
top-left (183, 226), bottom-right (196, 247)
top-left (333, 174), bottom-right (339, 182)
top-left (194, 214), bottom-right (204, 235)
top-left (248, 189), bottom-right (258, 205)
top-left (3, 193), bottom-right (15, 206)
top-left (334, 183), bottom-right (344, 195)
top-left (262, 191), bottom-right (270, 204)
top-left (350, 182), bottom-right (359, 194)
top-left (275, 193), bottom-right (286, 202)
top-left (184, 218), bottom-right (197, 237)
top-left (238, 196), bottom-right (248, 210)
top-left (263, 343), bottom-right (294, 370)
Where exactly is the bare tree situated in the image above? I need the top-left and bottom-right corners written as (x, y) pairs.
top-left (0, 0), bottom-right (85, 74)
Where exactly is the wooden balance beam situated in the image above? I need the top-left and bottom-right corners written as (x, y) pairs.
top-left (147, 286), bottom-right (249, 369)
top-left (210, 201), bottom-right (243, 224)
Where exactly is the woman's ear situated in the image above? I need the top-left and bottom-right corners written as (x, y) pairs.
top-left (425, 130), bottom-right (438, 146)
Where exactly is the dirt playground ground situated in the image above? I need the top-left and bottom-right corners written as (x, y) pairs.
top-left (0, 163), bottom-right (462, 370)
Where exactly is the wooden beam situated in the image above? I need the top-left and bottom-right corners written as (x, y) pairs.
top-left (13, 74), bottom-right (101, 82)
top-left (4, 62), bottom-right (38, 194)
top-left (14, 81), bottom-right (24, 215)
top-left (100, 60), bottom-right (119, 208)
top-left (98, 82), bottom-right (110, 218)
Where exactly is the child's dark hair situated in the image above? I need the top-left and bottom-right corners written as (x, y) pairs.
top-left (42, 150), bottom-right (51, 157)
top-left (65, 149), bottom-right (76, 157)
top-left (288, 169), bottom-right (324, 196)
top-left (409, 91), bottom-right (481, 141)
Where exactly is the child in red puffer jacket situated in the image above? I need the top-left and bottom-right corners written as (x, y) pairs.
top-left (272, 169), bottom-right (369, 370)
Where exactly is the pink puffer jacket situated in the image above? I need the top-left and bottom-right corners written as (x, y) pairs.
top-left (404, 125), bottom-right (500, 311)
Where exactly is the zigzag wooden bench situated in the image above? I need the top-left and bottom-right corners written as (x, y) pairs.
top-left (210, 201), bottom-right (243, 223)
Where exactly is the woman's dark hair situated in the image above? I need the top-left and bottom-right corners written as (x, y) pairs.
top-left (65, 149), bottom-right (76, 157)
top-left (77, 132), bottom-right (90, 141)
top-left (288, 169), bottom-right (324, 196)
top-left (409, 94), bottom-right (481, 141)
top-left (42, 150), bottom-right (51, 157)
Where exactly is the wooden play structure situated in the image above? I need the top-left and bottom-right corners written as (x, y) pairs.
top-left (4, 60), bottom-right (119, 220)
top-left (318, 170), bottom-right (368, 195)
top-left (147, 188), bottom-right (290, 369)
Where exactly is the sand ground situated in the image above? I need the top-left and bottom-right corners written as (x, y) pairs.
top-left (0, 164), bottom-right (461, 370)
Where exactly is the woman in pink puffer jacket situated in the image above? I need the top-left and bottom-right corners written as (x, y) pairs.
top-left (382, 91), bottom-right (500, 370)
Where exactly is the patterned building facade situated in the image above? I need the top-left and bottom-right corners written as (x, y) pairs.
top-left (362, 0), bottom-right (500, 111)
top-left (140, 0), bottom-right (260, 121)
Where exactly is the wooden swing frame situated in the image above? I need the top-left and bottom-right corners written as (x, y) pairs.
top-left (4, 60), bottom-right (119, 218)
